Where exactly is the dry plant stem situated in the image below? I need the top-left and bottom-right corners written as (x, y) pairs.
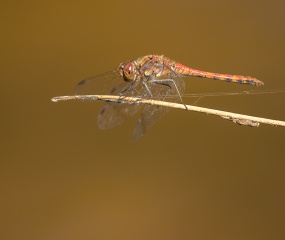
top-left (51, 95), bottom-right (285, 127)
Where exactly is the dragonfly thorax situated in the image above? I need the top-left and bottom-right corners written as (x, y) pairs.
top-left (118, 61), bottom-right (137, 82)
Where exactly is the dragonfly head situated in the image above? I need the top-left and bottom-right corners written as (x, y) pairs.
top-left (118, 61), bottom-right (137, 81)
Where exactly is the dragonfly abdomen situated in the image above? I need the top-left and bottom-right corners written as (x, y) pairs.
top-left (173, 63), bottom-right (264, 86)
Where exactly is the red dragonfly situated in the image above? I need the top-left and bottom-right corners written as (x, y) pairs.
top-left (75, 55), bottom-right (264, 140)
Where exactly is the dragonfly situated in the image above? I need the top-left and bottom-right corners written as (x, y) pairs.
top-left (75, 55), bottom-right (264, 140)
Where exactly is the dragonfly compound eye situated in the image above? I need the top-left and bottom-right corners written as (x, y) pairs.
top-left (122, 62), bottom-right (136, 81)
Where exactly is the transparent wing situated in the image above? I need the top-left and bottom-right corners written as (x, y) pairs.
top-left (75, 70), bottom-right (143, 129)
top-left (75, 65), bottom-right (186, 137)
top-left (97, 81), bottom-right (148, 129)
top-left (97, 103), bottom-right (138, 129)
top-left (75, 70), bottom-right (128, 95)
top-left (133, 74), bottom-right (185, 140)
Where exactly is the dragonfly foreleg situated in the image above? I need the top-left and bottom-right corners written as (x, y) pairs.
top-left (118, 81), bottom-right (141, 97)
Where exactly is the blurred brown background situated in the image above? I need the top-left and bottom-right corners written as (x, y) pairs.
top-left (1, 0), bottom-right (285, 239)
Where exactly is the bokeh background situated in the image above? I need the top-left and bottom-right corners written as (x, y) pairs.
top-left (1, 0), bottom-right (285, 239)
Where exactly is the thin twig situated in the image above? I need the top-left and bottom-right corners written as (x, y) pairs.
top-left (51, 95), bottom-right (285, 127)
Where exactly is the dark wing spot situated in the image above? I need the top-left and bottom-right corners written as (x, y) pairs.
top-left (110, 87), bottom-right (117, 94)
top-left (77, 80), bottom-right (86, 86)
top-left (99, 107), bottom-right (106, 115)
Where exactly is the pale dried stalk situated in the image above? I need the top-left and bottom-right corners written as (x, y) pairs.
top-left (51, 95), bottom-right (285, 127)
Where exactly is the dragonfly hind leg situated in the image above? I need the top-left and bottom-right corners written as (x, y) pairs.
top-left (152, 79), bottom-right (188, 110)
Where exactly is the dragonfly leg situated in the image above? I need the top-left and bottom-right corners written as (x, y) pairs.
top-left (142, 81), bottom-right (153, 97)
top-left (118, 82), bottom-right (139, 101)
top-left (152, 79), bottom-right (188, 110)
